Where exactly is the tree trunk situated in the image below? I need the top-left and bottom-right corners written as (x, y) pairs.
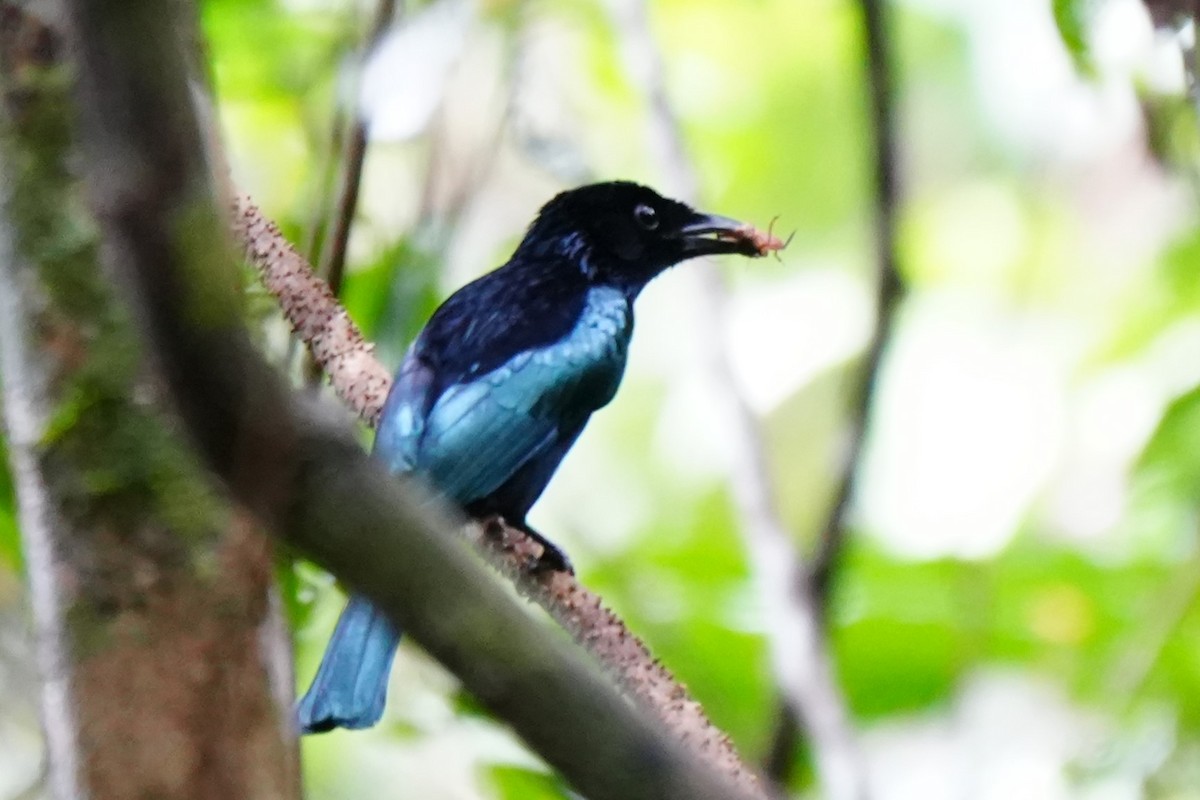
top-left (0, 6), bottom-right (299, 798)
top-left (0, 3), bottom-right (767, 798)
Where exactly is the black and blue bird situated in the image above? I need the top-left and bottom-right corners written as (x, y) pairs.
top-left (296, 181), bottom-right (774, 734)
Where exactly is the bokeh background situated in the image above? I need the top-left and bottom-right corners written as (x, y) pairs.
top-left (5, 0), bottom-right (1200, 797)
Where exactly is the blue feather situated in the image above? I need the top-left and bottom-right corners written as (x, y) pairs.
top-left (296, 594), bottom-right (401, 733)
top-left (296, 289), bottom-right (631, 734)
top-left (296, 182), bottom-right (762, 734)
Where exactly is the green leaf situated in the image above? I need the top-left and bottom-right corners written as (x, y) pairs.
top-left (488, 766), bottom-right (571, 800)
top-left (1053, 0), bottom-right (1097, 75)
top-left (1138, 384), bottom-right (1200, 502)
top-left (0, 435), bottom-right (21, 573)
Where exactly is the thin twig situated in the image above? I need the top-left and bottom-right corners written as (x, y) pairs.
top-left (807, 0), bottom-right (905, 607)
top-left (766, 0), bottom-right (907, 781)
top-left (317, 0), bottom-right (396, 297)
top-left (1105, 559), bottom-right (1200, 709)
top-left (1191, 2), bottom-right (1200, 123)
top-left (312, 80), bottom-right (368, 296)
top-left (606, 0), bottom-right (866, 797)
top-left (232, 194), bottom-right (767, 798)
top-left (236, 196), bottom-right (393, 424)
top-left (304, 0), bottom-right (398, 386)
top-left (415, 3), bottom-right (523, 230)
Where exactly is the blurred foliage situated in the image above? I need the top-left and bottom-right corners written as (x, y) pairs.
top-left (0, 436), bottom-right (19, 573)
top-left (4, 0), bottom-right (1200, 798)
top-left (1141, 384), bottom-right (1200, 503)
top-left (488, 766), bottom-right (570, 800)
top-left (1053, 0), bottom-right (1097, 75)
top-left (341, 234), bottom-right (446, 363)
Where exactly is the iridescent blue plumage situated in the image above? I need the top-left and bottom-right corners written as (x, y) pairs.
top-left (297, 181), bottom-right (766, 734)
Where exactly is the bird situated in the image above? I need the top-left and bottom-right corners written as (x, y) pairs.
top-left (296, 180), bottom-right (777, 734)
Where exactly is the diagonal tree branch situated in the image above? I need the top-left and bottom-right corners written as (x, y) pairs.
top-left (49, 0), bottom-right (765, 795)
top-left (761, 0), bottom-right (906, 784)
top-left (808, 0), bottom-right (906, 607)
top-left (232, 192), bottom-right (763, 794)
top-left (607, 0), bottom-right (867, 797)
top-left (302, 0), bottom-right (398, 387)
top-left (770, 0), bottom-right (906, 782)
top-left (237, 196), bottom-right (395, 426)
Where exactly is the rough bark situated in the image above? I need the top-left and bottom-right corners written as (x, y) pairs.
top-left (0, 4), bottom-right (299, 799)
top-left (234, 194), bottom-right (762, 791)
top-left (48, 0), bottom-right (769, 798)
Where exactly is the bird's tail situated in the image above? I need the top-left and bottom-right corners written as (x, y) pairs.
top-left (296, 594), bottom-right (402, 734)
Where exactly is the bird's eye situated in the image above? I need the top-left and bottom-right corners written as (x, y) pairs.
top-left (634, 204), bottom-right (659, 230)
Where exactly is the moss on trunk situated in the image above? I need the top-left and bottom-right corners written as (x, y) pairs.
top-left (0, 6), bottom-right (298, 798)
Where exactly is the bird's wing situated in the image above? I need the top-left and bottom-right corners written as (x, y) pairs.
top-left (373, 285), bottom-right (631, 506)
top-left (417, 291), bottom-right (630, 505)
top-left (371, 344), bottom-right (569, 496)
top-left (416, 255), bottom-right (589, 397)
top-left (417, 347), bottom-right (616, 504)
top-left (373, 349), bottom-right (434, 475)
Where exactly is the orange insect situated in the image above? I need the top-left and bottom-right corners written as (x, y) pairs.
top-left (735, 215), bottom-right (795, 260)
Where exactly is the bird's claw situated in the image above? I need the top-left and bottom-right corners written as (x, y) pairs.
top-left (529, 542), bottom-right (574, 576)
top-left (480, 516), bottom-right (574, 575)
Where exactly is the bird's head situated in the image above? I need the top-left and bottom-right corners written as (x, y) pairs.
top-left (518, 181), bottom-right (775, 291)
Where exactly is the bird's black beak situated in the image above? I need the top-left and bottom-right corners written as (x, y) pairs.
top-left (675, 212), bottom-right (764, 258)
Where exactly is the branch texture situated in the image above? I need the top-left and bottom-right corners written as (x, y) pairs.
top-left (772, 0), bottom-right (906, 781)
top-left (301, 0), bottom-right (397, 387)
top-left (808, 0), bottom-right (906, 605)
top-left (235, 197), bottom-right (393, 426)
top-left (233, 193), bottom-right (762, 792)
top-left (608, 0), bottom-right (866, 796)
top-left (57, 1), bottom-right (765, 797)
top-left (313, 0), bottom-right (396, 299)
top-left (0, 6), bottom-right (298, 797)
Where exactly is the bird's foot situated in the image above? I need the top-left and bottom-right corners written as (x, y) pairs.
top-left (527, 536), bottom-right (574, 575)
top-left (479, 516), bottom-right (575, 575)
top-left (511, 521), bottom-right (574, 575)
